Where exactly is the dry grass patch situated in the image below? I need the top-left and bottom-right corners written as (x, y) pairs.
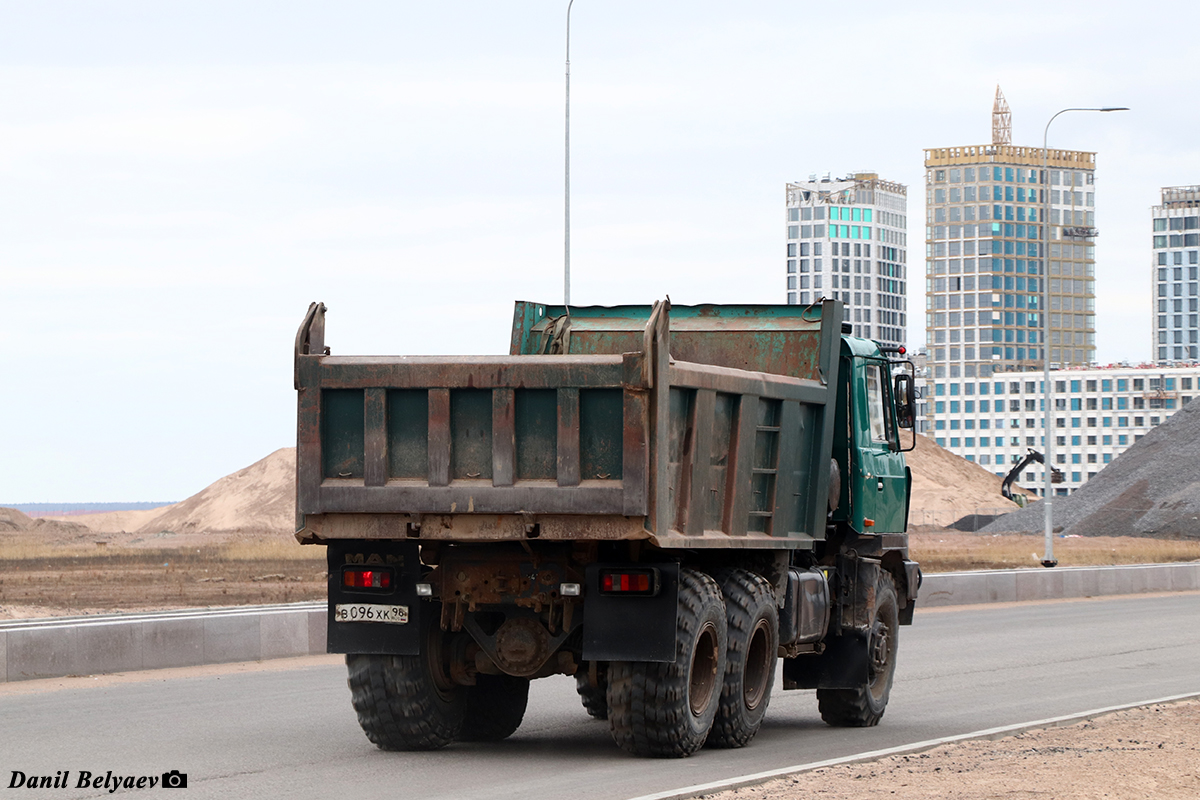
top-left (912, 531), bottom-right (1200, 572)
top-left (0, 536), bottom-right (326, 617)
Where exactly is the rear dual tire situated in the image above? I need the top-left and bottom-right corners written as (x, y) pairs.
top-left (707, 569), bottom-right (779, 749)
top-left (607, 569), bottom-right (727, 758)
top-left (346, 610), bottom-right (529, 751)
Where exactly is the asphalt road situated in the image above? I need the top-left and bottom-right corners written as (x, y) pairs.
top-left (2, 593), bottom-right (1198, 800)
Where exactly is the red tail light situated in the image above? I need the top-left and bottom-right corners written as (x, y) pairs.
top-left (599, 569), bottom-right (658, 596)
top-left (343, 568), bottom-right (393, 590)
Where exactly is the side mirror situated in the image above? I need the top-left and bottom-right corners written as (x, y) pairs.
top-left (894, 373), bottom-right (915, 429)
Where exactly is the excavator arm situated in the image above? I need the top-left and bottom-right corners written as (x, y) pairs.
top-left (1002, 449), bottom-right (1063, 504)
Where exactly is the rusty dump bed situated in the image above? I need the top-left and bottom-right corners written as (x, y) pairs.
top-left (294, 299), bottom-right (844, 550)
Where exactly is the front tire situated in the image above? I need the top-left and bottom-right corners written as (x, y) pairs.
top-left (817, 573), bottom-right (899, 727)
top-left (707, 569), bottom-right (779, 748)
top-left (607, 569), bottom-right (727, 758)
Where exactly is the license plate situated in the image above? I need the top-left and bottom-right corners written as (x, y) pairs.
top-left (334, 604), bottom-right (409, 624)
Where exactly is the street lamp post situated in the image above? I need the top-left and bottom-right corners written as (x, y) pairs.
top-left (1040, 106), bottom-right (1128, 568)
top-left (564, 0), bottom-right (575, 306)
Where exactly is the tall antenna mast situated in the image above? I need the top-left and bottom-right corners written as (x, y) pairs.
top-left (993, 85), bottom-right (1012, 145)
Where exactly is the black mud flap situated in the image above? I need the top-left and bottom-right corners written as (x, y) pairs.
top-left (899, 559), bottom-right (921, 626)
top-left (582, 562), bottom-right (679, 663)
top-left (326, 540), bottom-right (423, 655)
top-left (781, 632), bottom-right (869, 690)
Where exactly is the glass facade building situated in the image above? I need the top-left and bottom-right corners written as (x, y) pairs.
top-left (922, 145), bottom-right (1098, 383)
top-left (1150, 185), bottom-right (1200, 363)
top-left (785, 173), bottom-right (908, 347)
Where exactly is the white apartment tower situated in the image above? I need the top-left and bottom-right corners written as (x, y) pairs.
top-left (785, 173), bottom-right (908, 347)
top-left (1151, 185), bottom-right (1200, 363)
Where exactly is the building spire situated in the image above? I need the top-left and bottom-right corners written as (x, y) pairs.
top-left (992, 85), bottom-right (1012, 145)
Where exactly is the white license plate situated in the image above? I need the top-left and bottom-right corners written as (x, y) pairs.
top-left (334, 604), bottom-right (409, 624)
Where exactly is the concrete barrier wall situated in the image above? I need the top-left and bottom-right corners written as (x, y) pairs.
top-left (920, 562), bottom-right (1200, 607)
top-left (2, 563), bottom-right (1198, 683)
top-left (0, 603), bottom-right (325, 683)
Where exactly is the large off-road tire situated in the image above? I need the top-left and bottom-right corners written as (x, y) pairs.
top-left (346, 615), bottom-right (465, 750)
top-left (575, 665), bottom-right (609, 720)
top-left (707, 569), bottom-right (779, 748)
top-left (607, 568), bottom-right (727, 758)
top-left (817, 573), bottom-right (899, 727)
top-left (460, 673), bottom-right (530, 741)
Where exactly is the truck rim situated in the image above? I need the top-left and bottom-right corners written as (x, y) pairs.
top-left (688, 621), bottom-right (720, 716)
top-left (743, 618), bottom-right (772, 710)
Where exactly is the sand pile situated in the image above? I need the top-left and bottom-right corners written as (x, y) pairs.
top-left (982, 398), bottom-right (1200, 538)
top-left (141, 447), bottom-right (295, 536)
top-left (904, 433), bottom-right (1028, 528)
top-left (46, 448), bottom-right (296, 544)
top-left (0, 507), bottom-right (95, 543)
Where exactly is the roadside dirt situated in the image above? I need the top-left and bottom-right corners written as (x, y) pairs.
top-left (707, 699), bottom-right (1200, 800)
top-left (0, 543), bottom-right (325, 618)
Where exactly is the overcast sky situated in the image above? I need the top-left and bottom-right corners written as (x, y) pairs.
top-left (3, 0), bottom-right (1198, 503)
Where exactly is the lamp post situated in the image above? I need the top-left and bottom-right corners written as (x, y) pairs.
top-left (564, 0), bottom-right (575, 306)
top-left (1040, 106), bottom-right (1128, 568)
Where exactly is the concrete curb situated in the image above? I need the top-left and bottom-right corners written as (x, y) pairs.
top-left (624, 691), bottom-right (1200, 800)
top-left (0, 603), bottom-right (325, 683)
top-left (919, 562), bottom-right (1200, 607)
top-left (1, 562), bottom-right (1197, 683)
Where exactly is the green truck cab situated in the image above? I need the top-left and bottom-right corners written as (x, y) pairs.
top-left (294, 298), bottom-right (919, 758)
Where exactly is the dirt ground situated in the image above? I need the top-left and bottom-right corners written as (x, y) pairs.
top-left (707, 699), bottom-right (1200, 800)
top-left (0, 539), bottom-right (326, 618)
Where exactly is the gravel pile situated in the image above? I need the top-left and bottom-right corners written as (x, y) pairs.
top-left (981, 398), bottom-right (1200, 538)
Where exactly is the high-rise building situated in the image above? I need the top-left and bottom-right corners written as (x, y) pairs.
top-left (922, 87), bottom-right (1098, 384)
top-left (1150, 185), bottom-right (1200, 363)
top-left (785, 173), bottom-right (908, 347)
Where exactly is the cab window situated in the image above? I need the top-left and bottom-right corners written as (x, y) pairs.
top-left (865, 364), bottom-right (888, 444)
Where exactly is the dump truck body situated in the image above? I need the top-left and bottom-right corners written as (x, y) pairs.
top-left (294, 298), bottom-right (919, 757)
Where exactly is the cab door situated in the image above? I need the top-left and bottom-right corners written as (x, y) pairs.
top-left (854, 360), bottom-right (907, 532)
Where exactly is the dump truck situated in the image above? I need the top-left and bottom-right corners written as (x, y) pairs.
top-left (293, 297), bottom-right (919, 758)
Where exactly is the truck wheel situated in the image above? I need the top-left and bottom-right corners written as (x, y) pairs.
top-left (575, 665), bottom-right (608, 720)
top-left (707, 569), bottom-right (778, 748)
top-left (606, 568), bottom-right (727, 758)
top-left (346, 621), bottom-right (465, 750)
top-left (817, 574), bottom-right (899, 727)
top-left (460, 674), bottom-right (530, 741)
